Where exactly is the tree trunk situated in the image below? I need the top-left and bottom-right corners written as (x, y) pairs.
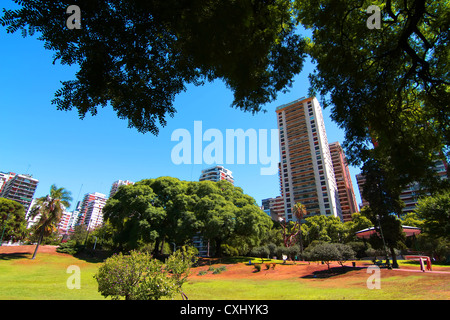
top-left (299, 229), bottom-right (304, 260)
top-left (153, 238), bottom-right (160, 255)
top-left (215, 239), bottom-right (222, 257)
top-left (31, 229), bottom-right (44, 260)
top-left (159, 238), bottom-right (165, 255)
top-left (390, 246), bottom-right (399, 268)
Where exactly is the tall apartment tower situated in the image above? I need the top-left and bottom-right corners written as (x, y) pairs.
top-left (329, 142), bottom-right (359, 222)
top-left (199, 166), bottom-right (234, 185)
top-left (262, 196), bottom-right (285, 221)
top-left (109, 180), bottom-right (134, 198)
top-left (357, 159), bottom-right (448, 214)
top-left (76, 192), bottom-right (107, 230)
top-left (0, 172), bottom-right (39, 212)
top-left (276, 97), bottom-right (342, 221)
top-left (0, 172), bottom-right (16, 194)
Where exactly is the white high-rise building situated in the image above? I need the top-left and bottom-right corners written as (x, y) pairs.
top-left (199, 166), bottom-right (234, 185)
top-left (0, 172), bottom-right (39, 212)
top-left (276, 97), bottom-right (342, 221)
top-left (77, 192), bottom-right (107, 231)
top-left (109, 180), bottom-right (134, 198)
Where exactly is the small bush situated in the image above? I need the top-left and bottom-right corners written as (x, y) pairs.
top-left (271, 263), bottom-right (276, 270)
top-left (265, 263), bottom-right (271, 270)
top-left (253, 264), bottom-right (261, 272)
top-left (218, 265), bottom-right (227, 272)
top-left (212, 268), bottom-right (222, 274)
top-left (198, 270), bottom-right (208, 276)
top-left (56, 241), bottom-right (84, 255)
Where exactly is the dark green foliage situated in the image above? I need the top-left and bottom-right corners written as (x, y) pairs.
top-left (1, 0), bottom-right (305, 135)
top-left (0, 198), bottom-right (27, 242)
top-left (415, 190), bottom-right (450, 241)
top-left (103, 177), bottom-right (272, 257)
top-left (296, 0), bottom-right (449, 186)
top-left (253, 264), bottom-right (261, 272)
top-left (305, 242), bottom-right (355, 270)
top-left (56, 240), bottom-right (84, 255)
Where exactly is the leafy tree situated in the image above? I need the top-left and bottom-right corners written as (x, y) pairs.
top-left (362, 207), bottom-right (405, 268)
top-left (0, 198), bottom-right (27, 243)
top-left (302, 215), bottom-right (346, 245)
top-left (103, 182), bottom-right (167, 252)
top-left (305, 242), bottom-right (355, 270)
top-left (1, 0), bottom-right (305, 135)
top-left (28, 185), bottom-right (72, 259)
top-left (162, 246), bottom-right (198, 300)
top-left (250, 245), bottom-right (270, 261)
top-left (334, 243), bottom-right (356, 267)
top-left (400, 212), bottom-right (424, 228)
top-left (296, 0), bottom-right (449, 189)
top-left (104, 177), bottom-right (271, 257)
top-left (138, 177), bottom-right (199, 253)
top-left (188, 180), bottom-right (272, 257)
top-left (346, 241), bottom-right (371, 259)
top-left (343, 211), bottom-right (374, 242)
top-left (305, 242), bottom-right (340, 271)
top-left (69, 224), bottom-right (89, 245)
top-left (292, 202), bottom-right (307, 254)
top-left (414, 190), bottom-right (450, 240)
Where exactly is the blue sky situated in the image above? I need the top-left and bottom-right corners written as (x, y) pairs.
top-left (0, 4), bottom-right (362, 211)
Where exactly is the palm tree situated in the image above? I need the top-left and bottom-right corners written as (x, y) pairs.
top-left (29, 185), bottom-right (72, 260)
top-left (293, 202), bottom-right (307, 258)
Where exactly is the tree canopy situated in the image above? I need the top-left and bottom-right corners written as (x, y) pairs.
top-left (415, 190), bottom-right (450, 241)
top-left (0, 0), bottom-right (305, 135)
top-left (0, 198), bottom-right (27, 243)
top-left (2, 0), bottom-right (448, 232)
top-left (296, 0), bottom-right (449, 189)
top-left (103, 177), bottom-right (273, 256)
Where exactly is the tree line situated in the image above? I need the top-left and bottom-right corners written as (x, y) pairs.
top-left (1, 179), bottom-right (448, 264)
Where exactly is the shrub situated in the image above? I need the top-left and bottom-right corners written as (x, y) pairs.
top-left (212, 268), bottom-right (222, 274)
top-left (334, 243), bottom-right (356, 266)
top-left (218, 265), bottom-right (227, 272)
top-left (198, 270), bottom-right (208, 276)
top-left (347, 241), bottom-right (370, 259)
top-left (253, 264), bottom-right (261, 272)
top-left (250, 246), bottom-right (270, 260)
top-left (94, 246), bottom-right (197, 300)
top-left (221, 244), bottom-right (239, 257)
top-left (56, 241), bottom-right (83, 255)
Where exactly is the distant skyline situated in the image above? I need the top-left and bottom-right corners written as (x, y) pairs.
top-left (0, 2), bottom-right (362, 211)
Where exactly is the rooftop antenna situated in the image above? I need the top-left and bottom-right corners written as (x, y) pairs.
top-left (73, 184), bottom-right (83, 211)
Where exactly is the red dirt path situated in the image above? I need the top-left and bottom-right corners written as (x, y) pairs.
top-left (2, 245), bottom-right (449, 281)
top-left (0, 245), bottom-right (59, 255)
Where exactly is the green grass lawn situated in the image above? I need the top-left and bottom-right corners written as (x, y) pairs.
top-left (0, 252), bottom-right (105, 300)
top-left (0, 252), bottom-right (448, 300)
top-left (182, 275), bottom-right (448, 300)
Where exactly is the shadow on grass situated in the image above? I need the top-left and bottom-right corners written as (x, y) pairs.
top-left (0, 252), bottom-right (30, 260)
top-left (301, 266), bottom-right (366, 279)
top-left (72, 249), bottom-right (115, 264)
